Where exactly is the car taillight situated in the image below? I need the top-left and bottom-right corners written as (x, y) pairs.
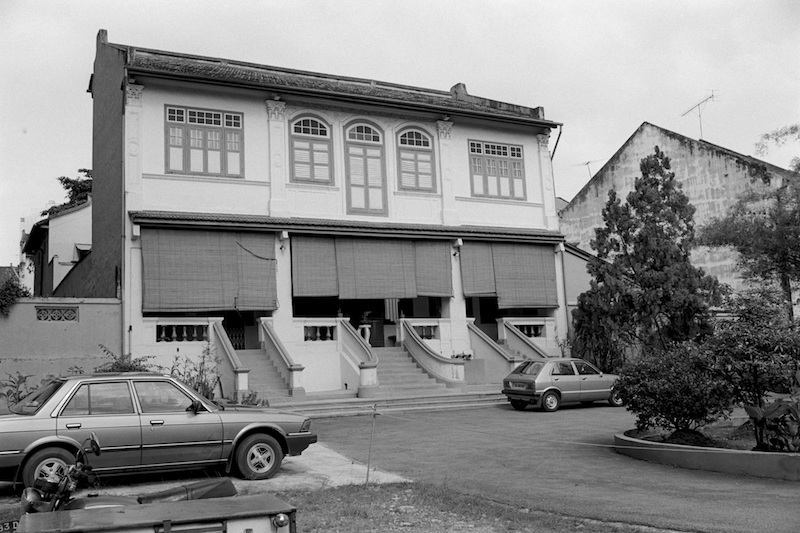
top-left (300, 419), bottom-right (312, 433)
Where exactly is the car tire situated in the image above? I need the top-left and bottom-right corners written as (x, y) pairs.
top-left (510, 400), bottom-right (528, 411)
top-left (22, 447), bottom-right (74, 488)
top-left (608, 389), bottom-right (624, 407)
top-left (235, 434), bottom-right (283, 480)
top-left (541, 391), bottom-right (560, 412)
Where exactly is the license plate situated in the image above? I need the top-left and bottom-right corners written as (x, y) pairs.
top-left (0, 520), bottom-right (18, 532)
top-left (511, 383), bottom-right (527, 389)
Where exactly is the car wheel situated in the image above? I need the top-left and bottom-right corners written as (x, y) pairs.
top-left (235, 434), bottom-right (283, 480)
top-left (510, 400), bottom-right (528, 411)
top-left (541, 391), bottom-right (560, 412)
top-left (608, 389), bottom-right (624, 407)
top-left (22, 447), bottom-right (74, 488)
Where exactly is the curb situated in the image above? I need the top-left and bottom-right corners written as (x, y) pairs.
top-left (613, 432), bottom-right (800, 481)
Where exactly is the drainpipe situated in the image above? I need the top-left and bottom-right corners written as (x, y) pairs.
top-left (550, 125), bottom-right (563, 160)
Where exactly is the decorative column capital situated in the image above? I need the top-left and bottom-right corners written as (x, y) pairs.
top-left (266, 100), bottom-right (286, 121)
top-left (126, 84), bottom-right (144, 104)
top-left (537, 133), bottom-right (551, 149)
top-left (437, 120), bottom-right (453, 139)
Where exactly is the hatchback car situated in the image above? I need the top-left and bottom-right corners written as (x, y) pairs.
top-left (502, 358), bottom-right (623, 412)
top-left (0, 372), bottom-right (317, 487)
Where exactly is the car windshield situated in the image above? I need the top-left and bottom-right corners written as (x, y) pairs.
top-left (9, 380), bottom-right (64, 415)
top-left (513, 361), bottom-right (545, 376)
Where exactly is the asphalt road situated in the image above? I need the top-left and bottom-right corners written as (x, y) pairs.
top-left (2, 403), bottom-right (797, 532)
top-left (312, 403), bottom-right (800, 533)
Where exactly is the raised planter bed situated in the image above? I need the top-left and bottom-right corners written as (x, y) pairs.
top-left (614, 430), bottom-right (800, 481)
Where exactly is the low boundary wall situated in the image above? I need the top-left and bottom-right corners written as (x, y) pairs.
top-left (0, 298), bottom-right (122, 381)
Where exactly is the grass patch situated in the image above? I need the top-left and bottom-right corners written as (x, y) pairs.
top-left (273, 482), bottom-right (659, 532)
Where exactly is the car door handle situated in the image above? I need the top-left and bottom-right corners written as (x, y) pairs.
top-left (150, 420), bottom-right (165, 426)
top-left (65, 423), bottom-right (82, 429)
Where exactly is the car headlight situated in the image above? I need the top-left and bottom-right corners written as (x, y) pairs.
top-left (272, 513), bottom-right (291, 528)
top-left (300, 419), bottom-right (312, 433)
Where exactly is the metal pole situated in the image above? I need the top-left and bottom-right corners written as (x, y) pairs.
top-left (365, 404), bottom-right (378, 485)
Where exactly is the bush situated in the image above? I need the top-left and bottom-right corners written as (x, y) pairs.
top-left (706, 286), bottom-right (800, 408)
top-left (169, 344), bottom-right (220, 399)
top-left (94, 345), bottom-right (155, 373)
top-left (617, 342), bottom-right (733, 433)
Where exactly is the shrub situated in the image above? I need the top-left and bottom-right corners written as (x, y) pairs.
top-left (94, 344), bottom-right (155, 373)
top-left (0, 372), bottom-right (35, 406)
top-left (616, 342), bottom-right (733, 433)
top-left (169, 344), bottom-right (220, 399)
top-left (706, 286), bottom-right (800, 409)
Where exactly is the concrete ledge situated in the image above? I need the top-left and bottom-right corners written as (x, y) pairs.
top-left (614, 432), bottom-right (800, 481)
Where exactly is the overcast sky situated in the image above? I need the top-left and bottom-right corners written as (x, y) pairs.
top-left (1, 0), bottom-right (798, 267)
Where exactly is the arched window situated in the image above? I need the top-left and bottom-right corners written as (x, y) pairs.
top-left (398, 129), bottom-right (435, 192)
top-left (345, 122), bottom-right (386, 215)
top-left (290, 116), bottom-right (332, 184)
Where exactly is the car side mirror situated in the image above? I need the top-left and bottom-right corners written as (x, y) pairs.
top-left (187, 400), bottom-right (202, 414)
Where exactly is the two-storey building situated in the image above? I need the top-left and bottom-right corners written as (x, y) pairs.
top-left (58, 30), bottom-right (569, 402)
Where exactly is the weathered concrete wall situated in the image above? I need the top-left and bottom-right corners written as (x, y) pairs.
top-left (0, 298), bottom-right (121, 382)
top-left (560, 122), bottom-right (793, 291)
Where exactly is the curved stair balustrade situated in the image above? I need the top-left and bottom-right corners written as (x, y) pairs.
top-left (259, 319), bottom-right (306, 399)
top-left (500, 320), bottom-right (554, 360)
top-left (209, 320), bottom-right (250, 401)
top-left (338, 319), bottom-right (379, 398)
top-left (400, 320), bottom-right (466, 390)
top-left (466, 321), bottom-right (527, 384)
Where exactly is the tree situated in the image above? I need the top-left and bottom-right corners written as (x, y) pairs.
top-left (699, 168), bottom-right (800, 321)
top-left (755, 123), bottom-right (800, 173)
top-left (0, 276), bottom-right (31, 316)
top-left (572, 146), bottom-right (722, 369)
top-left (41, 169), bottom-right (92, 217)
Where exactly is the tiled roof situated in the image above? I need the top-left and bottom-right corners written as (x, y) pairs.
top-left (129, 211), bottom-right (564, 244)
top-left (118, 41), bottom-right (559, 127)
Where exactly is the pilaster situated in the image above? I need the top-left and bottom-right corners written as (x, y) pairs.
top-left (266, 100), bottom-right (289, 217)
top-left (437, 119), bottom-right (460, 226)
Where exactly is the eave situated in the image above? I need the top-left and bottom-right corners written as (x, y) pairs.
top-left (129, 211), bottom-right (565, 245)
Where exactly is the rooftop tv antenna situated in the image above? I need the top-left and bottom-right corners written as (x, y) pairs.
top-left (681, 91), bottom-right (716, 139)
top-left (574, 159), bottom-right (604, 178)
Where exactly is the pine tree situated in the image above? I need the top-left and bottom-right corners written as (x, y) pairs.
top-left (573, 147), bottom-right (722, 370)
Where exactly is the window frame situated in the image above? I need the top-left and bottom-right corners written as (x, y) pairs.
top-left (164, 105), bottom-right (245, 178)
top-left (468, 139), bottom-right (526, 200)
top-left (344, 121), bottom-right (387, 216)
top-left (289, 115), bottom-right (334, 185)
top-left (397, 128), bottom-right (437, 193)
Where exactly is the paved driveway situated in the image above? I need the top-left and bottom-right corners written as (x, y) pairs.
top-left (313, 403), bottom-right (800, 533)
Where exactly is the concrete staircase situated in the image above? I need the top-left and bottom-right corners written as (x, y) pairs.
top-left (372, 346), bottom-right (449, 397)
top-left (236, 349), bottom-right (290, 404)
top-left (266, 346), bottom-right (506, 417)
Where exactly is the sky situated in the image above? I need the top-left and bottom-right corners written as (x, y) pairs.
top-left (1, 0), bottom-right (798, 267)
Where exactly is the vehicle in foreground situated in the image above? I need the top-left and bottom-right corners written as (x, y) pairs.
top-left (0, 372), bottom-right (317, 487)
top-left (501, 357), bottom-right (623, 412)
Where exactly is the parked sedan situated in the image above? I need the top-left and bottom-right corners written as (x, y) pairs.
top-left (502, 358), bottom-right (623, 412)
top-left (0, 372), bottom-right (317, 487)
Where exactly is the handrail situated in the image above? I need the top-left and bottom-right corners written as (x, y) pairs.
top-left (259, 319), bottom-right (303, 371)
top-left (467, 322), bottom-right (522, 363)
top-left (502, 322), bottom-right (551, 359)
top-left (401, 321), bottom-right (465, 388)
top-left (211, 321), bottom-right (246, 371)
top-left (338, 319), bottom-right (377, 365)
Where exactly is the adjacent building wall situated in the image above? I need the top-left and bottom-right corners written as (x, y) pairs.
top-left (559, 122), bottom-right (794, 291)
top-left (56, 30), bottom-right (126, 299)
